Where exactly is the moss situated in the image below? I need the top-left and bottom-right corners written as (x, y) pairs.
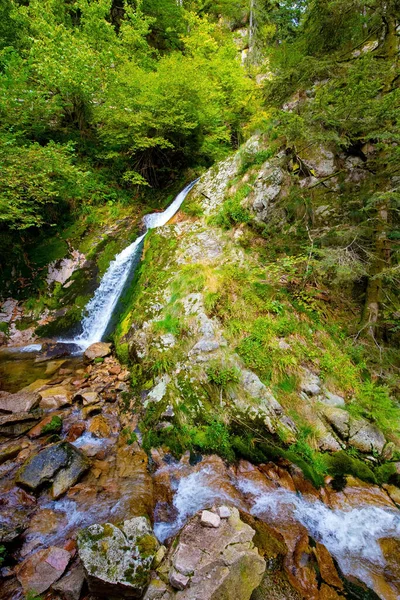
top-left (324, 451), bottom-right (377, 484)
top-left (35, 306), bottom-right (84, 337)
top-left (42, 415), bottom-right (62, 434)
top-left (137, 534), bottom-right (158, 558)
top-left (0, 322), bottom-right (9, 335)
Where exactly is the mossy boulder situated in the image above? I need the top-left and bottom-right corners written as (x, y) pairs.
top-left (77, 517), bottom-right (159, 598)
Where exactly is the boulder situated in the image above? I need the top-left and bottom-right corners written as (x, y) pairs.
top-left (0, 391), bottom-right (40, 414)
top-left (52, 563), bottom-right (86, 600)
top-left (147, 507), bottom-right (266, 600)
top-left (39, 386), bottom-right (72, 410)
top-left (83, 342), bottom-right (112, 363)
top-left (16, 546), bottom-right (71, 595)
top-left (348, 422), bottom-right (386, 454)
top-left (16, 441), bottom-right (90, 497)
top-left (78, 516), bottom-right (159, 598)
top-left (0, 409), bottom-right (43, 438)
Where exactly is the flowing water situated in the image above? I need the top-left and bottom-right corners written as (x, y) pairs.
top-left (60, 180), bottom-right (198, 350)
top-left (153, 460), bottom-right (400, 596)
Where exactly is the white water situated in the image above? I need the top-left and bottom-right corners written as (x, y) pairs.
top-left (60, 180), bottom-right (197, 350)
top-left (154, 465), bottom-right (400, 592)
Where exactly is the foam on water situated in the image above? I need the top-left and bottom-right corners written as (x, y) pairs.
top-left (237, 477), bottom-right (400, 589)
top-left (59, 180), bottom-right (198, 351)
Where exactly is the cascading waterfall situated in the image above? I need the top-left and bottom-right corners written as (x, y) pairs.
top-left (60, 180), bottom-right (197, 350)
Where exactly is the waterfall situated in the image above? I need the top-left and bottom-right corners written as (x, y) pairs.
top-left (61, 180), bottom-right (198, 350)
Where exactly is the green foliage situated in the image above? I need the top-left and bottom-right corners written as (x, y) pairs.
top-left (348, 382), bottom-right (400, 434)
top-left (324, 451), bottom-right (377, 484)
top-left (210, 184), bottom-right (252, 229)
top-left (0, 545), bottom-right (7, 567)
top-left (206, 362), bottom-right (240, 389)
top-left (42, 415), bottom-right (62, 434)
top-left (122, 428), bottom-right (138, 446)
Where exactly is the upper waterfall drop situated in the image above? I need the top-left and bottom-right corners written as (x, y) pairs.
top-left (64, 180), bottom-right (198, 350)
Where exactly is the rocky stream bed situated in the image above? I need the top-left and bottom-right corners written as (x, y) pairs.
top-left (0, 342), bottom-right (399, 600)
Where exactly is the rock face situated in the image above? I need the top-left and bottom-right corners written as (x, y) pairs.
top-left (84, 342), bottom-right (112, 363)
top-left (146, 507), bottom-right (266, 600)
top-left (16, 441), bottom-right (90, 498)
top-left (78, 516), bottom-right (159, 598)
top-left (321, 405), bottom-right (386, 454)
top-left (0, 391), bottom-right (40, 414)
top-left (16, 546), bottom-right (71, 595)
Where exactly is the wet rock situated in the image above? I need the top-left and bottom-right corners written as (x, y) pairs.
top-left (0, 331), bottom-right (7, 346)
top-left (0, 390), bottom-right (40, 414)
top-left (155, 507), bottom-right (266, 600)
top-left (39, 385), bottom-right (72, 410)
top-left (0, 508), bottom-right (31, 543)
top-left (380, 538), bottom-right (400, 586)
top-left (0, 409), bottom-right (43, 438)
top-left (66, 422), bottom-right (86, 442)
top-left (383, 484), bottom-right (400, 506)
top-left (200, 509), bottom-right (221, 528)
top-left (52, 563), bottom-right (86, 600)
top-left (17, 546), bottom-right (71, 595)
top-left (78, 516), bottom-right (159, 598)
top-left (88, 414), bottom-right (111, 438)
top-left (83, 342), bottom-right (112, 363)
top-left (16, 441), bottom-right (90, 497)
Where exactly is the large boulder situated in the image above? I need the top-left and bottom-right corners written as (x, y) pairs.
top-left (16, 441), bottom-right (90, 498)
top-left (39, 385), bottom-right (72, 410)
top-left (16, 546), bottom-right (71, 595)
top-left (83, 342), bottom-right (112, 363)
top-left (0, 390), bottom-right (40, 414)
top-left (145, 506), bottom-right (266, 600)
top-left (78, 516), bottom-right (159, 598)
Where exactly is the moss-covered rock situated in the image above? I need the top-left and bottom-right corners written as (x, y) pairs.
top-left (78, 517), bottom-right (159, 598)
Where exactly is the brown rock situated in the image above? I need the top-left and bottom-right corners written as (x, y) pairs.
top-left (88, 415), bottom-right (111, 438)
top-left (380, 538), bottom-right (400, 585)
top-left (83, 342), bottom-right (112, 363)
top-left (383, 484), bottom-right (400, 506)
top-left (319, 584), bottom-right (344, 600)
top-left (315, 543), bottom-right (343, 590)
top-left (16, 546), bottom-right (71, 594)
top-left (66, 422), bottom-right (86, 442)
top-left (0, 391), bottom-right (40, 414)
top-left (39, 386), bottom-right (72, 410)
